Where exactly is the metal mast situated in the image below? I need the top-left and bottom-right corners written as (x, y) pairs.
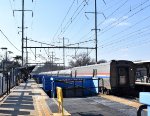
top-left (63, 37), bottom-right (65, 69)
top-left (95, 0), bottom-right (98, 63)
top-left (22, 0), bottom-right (24, 66)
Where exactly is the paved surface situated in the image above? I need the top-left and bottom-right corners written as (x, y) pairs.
top-left (0, 79), bottom-right (53, 116)
top-left (60, 96), bottom-right (147, 116)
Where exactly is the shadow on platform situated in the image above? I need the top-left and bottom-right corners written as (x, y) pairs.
top-left (0, 83), bottom-right (34, 115)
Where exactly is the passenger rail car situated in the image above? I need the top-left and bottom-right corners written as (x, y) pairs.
top-left (38, 60), bottom-right (135, 94)
top-left (71, 60), bottom-right (135, 94)
top-left (134, 61), bottom-right (150, 92)
top-left (134, 61), bottom-right (150, 83)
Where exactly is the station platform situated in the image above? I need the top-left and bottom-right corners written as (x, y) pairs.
top-left (0, 78), bottom-right (148, 116)
top-left (0, 79), bottom-right (70, 116)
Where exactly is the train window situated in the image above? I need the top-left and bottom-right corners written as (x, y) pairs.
top-left (136, 68), bottom-right (147, 82)
top-left (118, 67), bottom-right (129, 85)
top-left (136, 68), bottom-right (147, 77)
top-left (93, 69), bottom-right (97, 77)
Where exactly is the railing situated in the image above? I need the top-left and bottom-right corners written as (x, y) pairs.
top-left (0, 71), bottom-right (18, 97)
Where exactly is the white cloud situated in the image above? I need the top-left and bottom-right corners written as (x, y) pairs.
top-left (102, 16), bottom-right (131, 27)
top-left (117, 22), bottom-right (130, 27)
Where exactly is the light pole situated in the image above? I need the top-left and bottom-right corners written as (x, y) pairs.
top-left (7, 51), bottom-right (13, 94)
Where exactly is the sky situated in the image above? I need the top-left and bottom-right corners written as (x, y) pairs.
top-left (0, 0), bottom-right (150, 66)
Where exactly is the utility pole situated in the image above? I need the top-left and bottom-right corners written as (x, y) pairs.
top-left (13, 0), bottom-right (33, 66)
top-left (59, 37), bottom-right (69, 69)
top-left (63, 37), bottom-right (65, 69)
top-left (51, 52), bottom-right (54, 71)
top-left (94, 0), bottom-right (98, 63)
top-left (35, 48), bottom-right (36, 60)
top-left (26, 37), bottom-right (28, 64)
top-left (22, 0), bottom-right (24, 66)
top-left (87, 48), bottom-right (89, 57)
top-left (85, 0), bottom-right (105, 63)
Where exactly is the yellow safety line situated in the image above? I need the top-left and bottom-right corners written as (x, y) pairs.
top-left (32, 82), bottom-right (53, 116)
top-left (99, 94), bottom-right (142, 109)
top-left (40, 98), bottom-right (53, 116)
top-left (34, 97), bottom-right (43, 116)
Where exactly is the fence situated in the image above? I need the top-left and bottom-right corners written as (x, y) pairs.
top-left (0, 69), bottom-right (18, 97)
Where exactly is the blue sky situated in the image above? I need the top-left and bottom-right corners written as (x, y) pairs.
top-left (0, 0), bottom-right (150, 66)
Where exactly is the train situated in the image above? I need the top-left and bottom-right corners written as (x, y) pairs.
top-left (35, 60), bottom-right (135, 94)
top-left (134, 61), bottom-right (150, 92)
top-left (134, 61), bottom-right (150, 83)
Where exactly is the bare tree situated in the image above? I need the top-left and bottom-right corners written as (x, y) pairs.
top-left (69, 53), bottom-right (95, 67)
top-left (97, 59), bottom-right (107, 64)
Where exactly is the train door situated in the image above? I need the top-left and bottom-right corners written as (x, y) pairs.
top-left (117, 67), bottom-right (129, 86)
top-left (70, 71), bottom-right (72, 77)
top-left (75, 70), bottom-right (77, 78)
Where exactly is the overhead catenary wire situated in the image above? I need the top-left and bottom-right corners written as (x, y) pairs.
top-left (97, 0), bottom-right (150, 46)
top-left (8, 0), bottom-right (22, 40)
top-left (66, 39), bottom-right (94, 46)
top-left (56, 0), bottom-right (89, 39)
top-left (98, 26), bottom-right (150, 54)
top-left (75, 0), bottom-right (130, 45)
top-left (52, 0), bottom-right (76, 41)
top-left (99, 14), bottom-right (150, 48)
top-left (99, 0), bottom-right (149, 30)
top-left (27, 36), bottom-right (94, 48)
top-left (100, 37), bottom-right (150, 57)
top-left (63, 0), bottom-right (93, 44)
top-left (44, 48), bottom-right (49, 58)
top-left (7, 0), bottom-right (150, 63)
top-left (98, 0), bottom-right (129, 27)
top-left (100, 0), bottom-right (150, 35)
top-left (27, 38), bottom-right (56, 47)
top-left (100, 30), bottom-right (150, 50)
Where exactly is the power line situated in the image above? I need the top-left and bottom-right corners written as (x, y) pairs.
top-left (99, 15), bottom-right (150, 47)
top-left (98, 0), bottom-right (129, 27)
top-left (101, 37), bottom-right (150, 56)
top-left (66, 39), bottom-right (94, 46)
top-left (100, 0), bottom-right (149, 30)
top-left (56, 0), bottom-right (89, 38)
top-left (27, 38), bottom-right (56, 46)
top-left (100, 30), bottom-right (150, 50)
top-left (8, 0), bottom-right (22, 40)
top-left (74, 0), bottom-right (129, 45)
top-left (44, 48), bottom-right (49, 58)
top-left (30, 48), bottom-right (36, 58)
top-left (0, 29), bottom-right (21, 52)
top-left (97, 0), bottom-right (150, 46)
top-left (99, 29), bottom-right (150, 55)
top-left (52, 0), bottom-right (76, 40)
top-left (110, 14), bottom-right (150, 38)
top-left (100, 1), bottom-right (150, 34)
